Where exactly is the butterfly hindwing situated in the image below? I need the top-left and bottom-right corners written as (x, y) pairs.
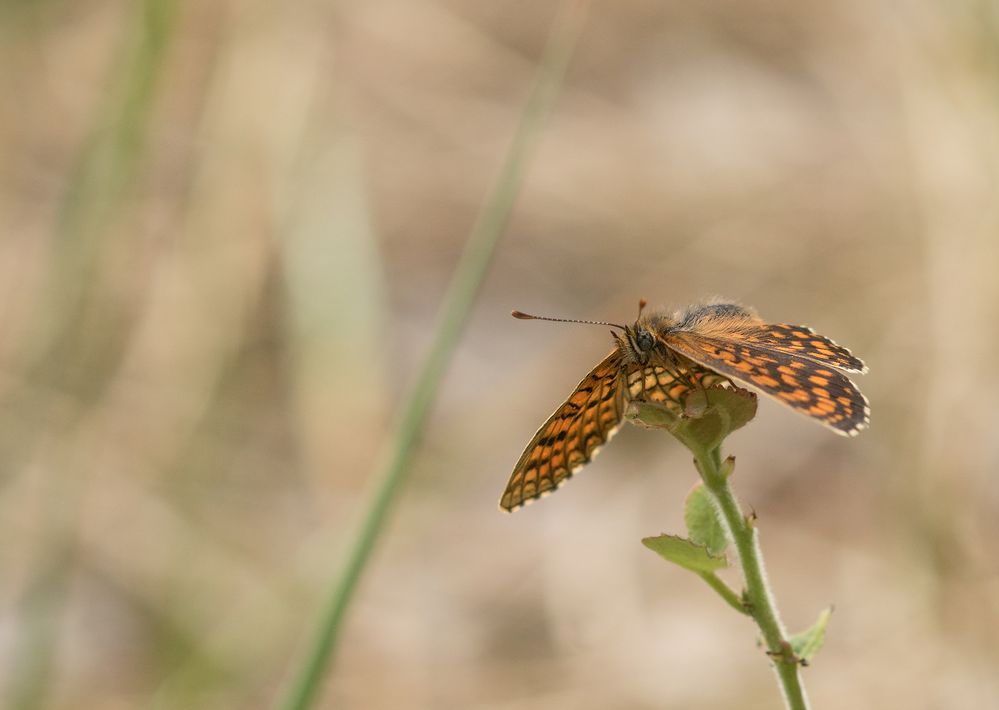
top-left (625, 363), bottom-right (729, 408)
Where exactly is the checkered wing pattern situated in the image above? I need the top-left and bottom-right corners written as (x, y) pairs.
top-left (500, 351), bottom-right (627, 512)
top-left (664, 331), bottom-right (869, 436)
top-left (740, 324), bottom-right (868, 373)
top-left (500, 355), bottom-right (729, 511)
top-left (625, 364), bottom-right (729, 408)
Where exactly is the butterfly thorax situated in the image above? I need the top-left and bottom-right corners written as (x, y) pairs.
top-left (618, 302), bottom-right (761, 366)
top-left (645, 303), bottom-right (761, 336)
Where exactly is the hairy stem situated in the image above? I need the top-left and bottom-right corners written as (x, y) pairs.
top-left (695, 446), bottom-right (810, 710)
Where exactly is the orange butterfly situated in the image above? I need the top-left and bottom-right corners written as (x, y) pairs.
top-left (500, 301), bottom-right (869, 512)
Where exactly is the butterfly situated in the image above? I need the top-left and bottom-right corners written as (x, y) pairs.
top-left (499, 300), bottom-right (869, 512)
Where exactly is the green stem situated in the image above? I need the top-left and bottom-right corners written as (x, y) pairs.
top-left (275, 4), bottom-right (589, 710)
top-left (695, 446), bottom-right (810, 710)
top-left (697, 571), bottom-right (749, 615)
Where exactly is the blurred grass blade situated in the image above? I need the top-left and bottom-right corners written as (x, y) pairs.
top-left (37, 0), bottom-right (177, 379)
top-left (6, 1), bottom-right (179, 709)
top-left (276, 3), bottom-right (590, 709)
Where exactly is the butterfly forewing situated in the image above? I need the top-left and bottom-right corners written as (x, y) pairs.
top-left (500, 351), bottom-right (626, 512)
top-left (500, 355), bottom-right (728, 511)
top-left (740, 324), bottom-right (868, 373)
top-left (664, 331), bottom-right (869, 436)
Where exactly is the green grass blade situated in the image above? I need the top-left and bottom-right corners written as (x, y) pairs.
top-left (275, 4), bottom-right (590, 709)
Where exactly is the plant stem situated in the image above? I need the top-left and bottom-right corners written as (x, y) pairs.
top-left (275, 4), bottom-right (589, 710)
top-left (695, 446), bottom-right (810, 710)
top-left (697, 572), bottom-right (749, 615)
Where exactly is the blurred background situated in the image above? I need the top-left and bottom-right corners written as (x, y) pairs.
top-left (2, 1), bottom-right (999, 708)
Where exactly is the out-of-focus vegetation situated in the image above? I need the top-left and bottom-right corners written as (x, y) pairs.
top-left (1, 2), bottom-right (998, 709)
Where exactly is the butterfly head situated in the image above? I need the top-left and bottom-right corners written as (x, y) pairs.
top-left (618, 323), bottom-right (658, 365)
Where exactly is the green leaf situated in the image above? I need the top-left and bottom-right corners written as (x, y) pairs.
top-left (790, 606), bottom-right (833, 662)
top-left (626, 400), bottom-right (683, 431)
top-left (684, 484), bottom-right (729, 556)
top-left (628, 386), bottom-right (758, 456)
top-left (684, 387), bottom-right (758, 442)
top-left (642, 534), bottom-right (728, 573)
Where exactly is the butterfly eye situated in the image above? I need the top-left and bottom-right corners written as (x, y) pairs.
top-left (636, 330), bottom-right (655, 352)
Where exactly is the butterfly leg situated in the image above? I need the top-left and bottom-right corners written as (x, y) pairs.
top-left (659, 348), bottom-right (708, 395)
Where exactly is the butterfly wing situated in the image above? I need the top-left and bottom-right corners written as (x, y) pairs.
top-left (624, 362), bottom-right (730, 407)
top-left (740, 324), bottom-right (868, 373)
top-left (664, 331), bottom-right (870, 436)
top-left (501, 351), bottom-right (732, 511)
top-left (500, 351), bottom-right (626, 512)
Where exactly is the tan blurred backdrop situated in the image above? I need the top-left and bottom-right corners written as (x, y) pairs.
top-left (2, 1), bottom-right (999, 708)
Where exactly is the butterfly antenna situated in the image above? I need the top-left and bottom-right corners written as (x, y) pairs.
top-left (637, 298), bottom-right (648, 318)
top-left (511, 310), bottom-right (626, 330)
